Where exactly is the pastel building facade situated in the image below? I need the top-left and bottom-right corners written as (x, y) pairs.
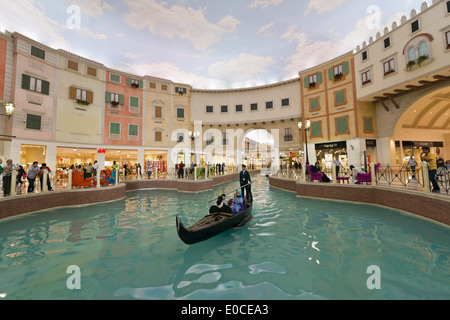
top-left (299, 52), bottom-right (378, 169)
top-left (191, 78), bottom-right (302, 167)
top-left (143, 76), bottom-right (192, 168)
top-left (354, 0), bottom-right (450, 165)
top-left (1, 0), bottom-right (448, 174)
top-left (8, 33), bottom-right (57, 167)
top-left (0, 31), bottom-right (14, 159)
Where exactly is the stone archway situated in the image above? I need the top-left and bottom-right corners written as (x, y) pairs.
top-left (376, 83), bottom-right (450, 165)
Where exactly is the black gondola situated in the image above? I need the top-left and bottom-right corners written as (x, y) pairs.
top-left (176, 201), bottom-right (253, 245)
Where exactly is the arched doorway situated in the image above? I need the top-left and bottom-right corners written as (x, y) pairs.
top-left (243, 128), bottom-right (277, 170)
top-left (394, 86), bottom-right (450, 164)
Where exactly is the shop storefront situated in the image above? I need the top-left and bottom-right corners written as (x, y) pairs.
top-left (397, 141), bottom-right (445, 165)
top-left (145, 150), bottom-right (168, 173)
top-left (20, 144), bottom-right (47, 168)
top-left (315, 141), bottom-right (348, 169)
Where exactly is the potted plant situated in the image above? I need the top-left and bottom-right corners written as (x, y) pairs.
top-left (130, 83), bottom-right (139, 88)
top-left (334, 72), bottom-right (343, 80)
top-left (111, 100), bottom-right (120, 108)
top-left (407, 60), bottom-right (416, 70)
top-left (76, 99), bottom-right (90, 106)
top-left (417, 54), bottom-right (428, 66)
top-left (309, 82), bottom-right (316, 89)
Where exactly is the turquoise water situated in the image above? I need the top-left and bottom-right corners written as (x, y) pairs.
top-left (0, 177), bottom-right (449, 300)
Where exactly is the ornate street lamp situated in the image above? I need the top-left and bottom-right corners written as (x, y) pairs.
top-left (298, 120), bottom-right (311, 165)
top-left (189, 130), bottom-right (200, 165)
top-left (1, 101), bottom-right (15, 119)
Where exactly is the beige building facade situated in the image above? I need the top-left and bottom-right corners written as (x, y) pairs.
top-left (354, 0), bottom-right (450, 165)
top-left (191, 78), bottom-right (302, 167)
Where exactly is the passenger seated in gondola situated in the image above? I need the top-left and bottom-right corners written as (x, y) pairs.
top-left (210, 196), bottom-right (232, 214)
top-left (231, 190), bottom-right (246, 214)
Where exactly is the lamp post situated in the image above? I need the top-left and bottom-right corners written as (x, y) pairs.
top-left (0, 102), bottom-right (16, 140)
top-left (189, 130), bottom-right (200, 165)
top-left (298, 120), bottom-right (311, 165)
top-left (0, 101), bottom-right (15, 118)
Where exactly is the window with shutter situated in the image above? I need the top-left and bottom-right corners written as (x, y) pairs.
top-left (22, 74), bottom-right (50, 95)
top-left (87, 66), bottom-right (97, 77)
top-left (155, 131), bottom-right (162, 142)
top-left (363, 118), bottom-right (374, 133)
top-left (110, 73), bottom-right (121, 83)
top-left (109, 122), bottom-right (121, 140)
top-left (335, 117), bottom-right (349, 135)
top-left (310, 98), bottom-right (319, 111)
top-left (130, 96), bottom-right (140, 113)
top-left (128, 124), bottom-right (139, 141)
top-left (31, 46), bottom-right (45, 60)
top-left (26, 114), bottom-right (42, 130)
top-left (310, 122), bottom-right (321, 138)
top-left (155, 106), bottom-right (162, 118)
top-left (411, 20), bottom-right (419, 33)
top-left (335, 90), bottom-right (346, 106)
top-left (67, 60), bottom-right (79, 71)
top-left (177, 108), bottom-right (185, 118)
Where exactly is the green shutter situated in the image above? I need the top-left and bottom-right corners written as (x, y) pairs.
top-left (129, 124), bottom-right (138, 136)
top-left (110, 123), bottom-right (120, 135)
top-left (130, 96), bottom-right (139, 108)
top-left (177, 108), bottom-right (185, 118)
top-left (110, 74), bottom-right (120, 83)
top-left (317, 72), bottom-right (323, 84)
top-left (311, 122), bottom-right (321, 138)
top-left (328, 68), bottom-right (334, 80)
top-left (119, 94), bottom-right (124, 105)
top-left (126, 78), bottom-right (131, 85)
top-left (310, 98), bottom-right (319, 111)
top-left (26, 114), bottom-right (41, 130)
top-left (22, 74), bottom-right (31, 90)
top-left (342, 61), bottom-right (350, 75)
top-left (336, 117), bottom-right (348, 134)
top-left (31, 46), bottom-right (45, 60)
top-left (139, 80), bottom-right (144, 88)
top-left (304, 76), bottom-right (309, 88)
top-left (335, 90), bottom-right (346, 105)
top-left (41, 80), bottom-right (50, 95)
top-left (364, 118), bottom-right (373, 132)
top-left (105, 92), bottom-right (111, 103)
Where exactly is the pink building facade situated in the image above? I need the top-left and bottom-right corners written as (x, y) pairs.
top-left (11, 33), bottom-right (56, 143)
top-left (104, 69), bottom-right (143, 147)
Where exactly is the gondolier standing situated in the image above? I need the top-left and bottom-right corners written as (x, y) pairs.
top-left (240, 165), bottom-right (252, 203)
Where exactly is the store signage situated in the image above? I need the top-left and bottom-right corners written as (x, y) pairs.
top-left (315, 141), bottom-right (347, 150)
top-left (97, 149), bottom-right (106, 154)
top-left (402, 141), bottom-right (443, 148)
